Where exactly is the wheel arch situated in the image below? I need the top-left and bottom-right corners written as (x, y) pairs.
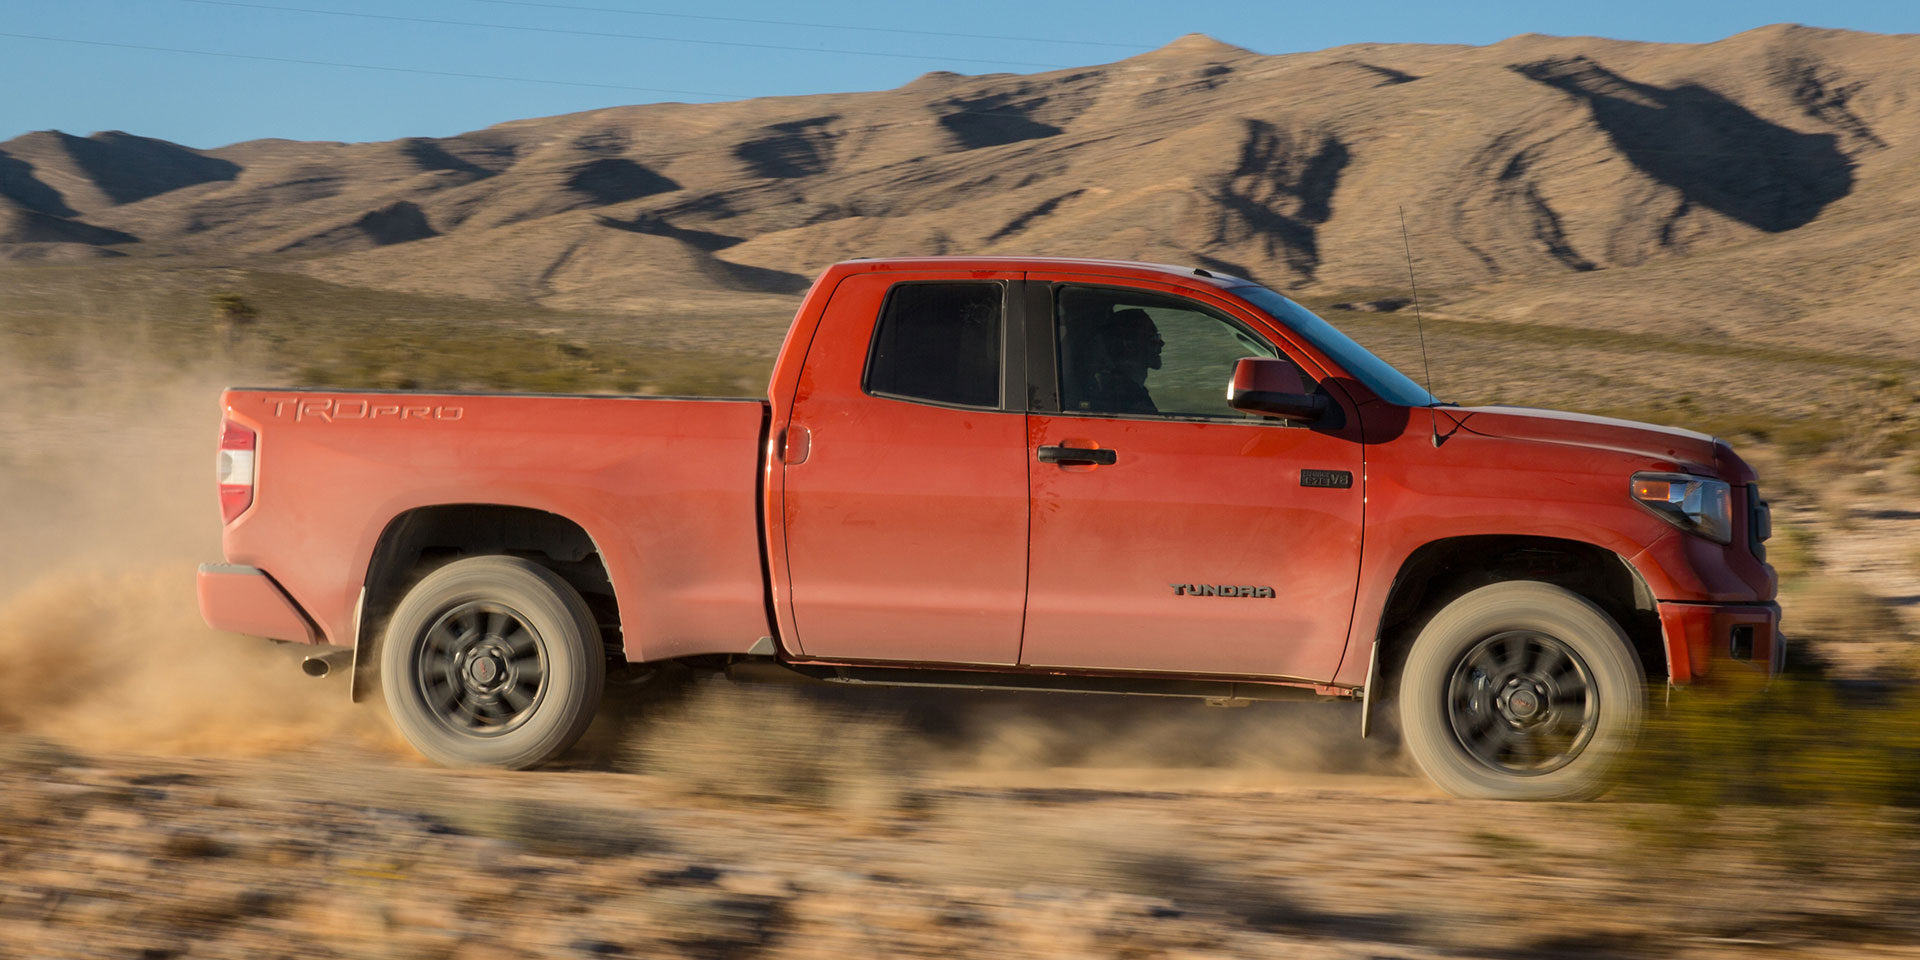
top-left (349, 503), bottom-right (621, 702)
top-left (1370, 534), bottom-right (1666, 699)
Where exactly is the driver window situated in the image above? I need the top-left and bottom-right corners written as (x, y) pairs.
top-left (1054, 285), bottom-right (1287, 420)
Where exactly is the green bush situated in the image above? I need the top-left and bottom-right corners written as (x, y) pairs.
top-left (1617, 677), bottom-right (1920, 810)
top-left (1766, 524), bottom-right (1821, 580)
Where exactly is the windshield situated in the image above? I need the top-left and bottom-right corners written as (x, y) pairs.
top-left (1229, 285), bottom-right (1437, 407)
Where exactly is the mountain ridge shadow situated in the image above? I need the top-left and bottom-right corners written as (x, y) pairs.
top-left (1512, 56), bottom-right (1852, 233)
top-left (1216, 120), bottom-right (1351, 279)
top-left (595, 213), bottom-right (743, 252)
top-left (0, 152), bottom-right (77, 217)
top-left (566, 158), bottom-right (680, 205)
top-left (400, 138), bottom-right (500, 179)
top-left (63, 131), bottom-right (242, 206)
top-left (936, 94), bottom-right (1064, 151)
top-left (735, 117), bottom-right (840, 180)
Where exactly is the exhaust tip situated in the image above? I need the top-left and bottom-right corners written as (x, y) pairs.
top-left (301, 650), bottom-right (351, 678)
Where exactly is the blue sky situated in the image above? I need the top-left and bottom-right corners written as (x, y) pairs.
top-left (2, 0), bottom-right (1913, 148)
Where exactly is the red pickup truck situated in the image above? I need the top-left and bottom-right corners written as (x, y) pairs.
top-left (199, 256), bottom-right (1780, 799)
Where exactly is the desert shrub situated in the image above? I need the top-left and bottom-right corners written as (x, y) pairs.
top-left (1608, 673), bottom-right (1920, 902)
top-left (209, 291), bottom-right (257, 323)
top-left (1819, 493), bottom-right (1861, 532)
top-left (1839, 376), bottom-right (1920, 460)
top-left (1617, 676), bottom-right (1920, 811)
top-left (618, 680), bottom-right (925, 812)
top-left (285, 327), bottom-right (759, 397)
top-left (1766, 524), bottom-right (1821, 581)
top-left (646, 887), bottom-right (790, 960)
top-left (0, 734), bottom-right (86, 773)
top-left (432, 798), bottom-right (663, 858)
top-left (1711, 415), bottom-right (1850, 458)
top-left (1785, 578), bottom-right (1914, 649)
top-left (157, 830), bottom-right (235, 860)
top-left (1852, 472), bottom-right (1890, 497)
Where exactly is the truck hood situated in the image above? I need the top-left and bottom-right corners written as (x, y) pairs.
top-left (1440, 406), bottom-right (1721, 472)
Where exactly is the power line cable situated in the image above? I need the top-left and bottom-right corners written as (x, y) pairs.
top-left (0, 31), bottom-right (746, 98)
top-left (450, 0), bottom-right (1154, 50)
top-left (173, 0), bottom-right (1078, 69)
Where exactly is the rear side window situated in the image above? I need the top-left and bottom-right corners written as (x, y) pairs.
top-left (865, 282), bottom-right (1003, 409)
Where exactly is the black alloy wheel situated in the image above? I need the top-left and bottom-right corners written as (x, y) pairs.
top-left (1399, 581), bottom-right (1645, 801)
top-left (1446, 630), bottom-right (1598, 776)
top-left (416, 601), bottom-right (549, 736)
top-left (381, 556), bottom-right (605, 769)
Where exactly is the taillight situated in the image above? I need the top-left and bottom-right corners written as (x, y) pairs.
top-left (217, 419), bottom-right (256, 523)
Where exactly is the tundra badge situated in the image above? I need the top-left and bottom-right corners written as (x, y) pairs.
top-left (1170, 584), bottom-right (1276, 598)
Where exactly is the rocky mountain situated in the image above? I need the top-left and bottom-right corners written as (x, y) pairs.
top-left (3, 26), bottom-right (1917, 355)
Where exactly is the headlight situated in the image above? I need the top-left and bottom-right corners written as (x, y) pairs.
top-left (1631, 472), bottom-right (1732, 544)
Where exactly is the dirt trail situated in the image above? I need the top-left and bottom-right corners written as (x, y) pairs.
top-left (4, 736), bottom-right (1917, 960)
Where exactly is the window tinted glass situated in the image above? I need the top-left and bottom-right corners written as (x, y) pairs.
top-left (1055, 285), bottom-right (1283, 420)
top-left (1230, 285), bottom-right (1435, 406)
top-left (866, 282), bottom-right (1003, 408)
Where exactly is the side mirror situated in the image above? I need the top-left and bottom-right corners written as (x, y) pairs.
top-left (1227, 357), bottom-right (1328, 422)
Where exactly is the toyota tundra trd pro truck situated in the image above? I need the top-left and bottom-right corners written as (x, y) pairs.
top-left (199, 257), bottom-right (1781, 800)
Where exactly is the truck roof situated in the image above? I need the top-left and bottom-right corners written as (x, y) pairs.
top-left (828, 256), bottom-right (1247, 288)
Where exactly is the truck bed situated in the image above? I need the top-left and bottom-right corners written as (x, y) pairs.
top-left (215, 389), bottom-right (772, 662)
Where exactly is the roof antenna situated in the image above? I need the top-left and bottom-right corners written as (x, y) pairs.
top-left (1398, 206), bottom-right (1444, 448)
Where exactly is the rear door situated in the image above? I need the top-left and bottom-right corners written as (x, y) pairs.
top-left (780, 270), bottom-right (1030, 665)
top-left (1019, 279), bottom-right (1365, 681)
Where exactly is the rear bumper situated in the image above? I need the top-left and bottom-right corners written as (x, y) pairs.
top-left (1657, 600), bottom-right (1783, 684)
top-left (197, 563), bottom-right (319, 644)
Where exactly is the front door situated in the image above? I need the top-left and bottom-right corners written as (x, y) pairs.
top-left (1020, 281), bottom-right (1365, 681)
top-left (781, 271), bottom-right (1029, 665)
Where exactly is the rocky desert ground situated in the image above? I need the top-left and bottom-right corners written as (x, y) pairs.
top-left (4, 723), bottom-right (1919, 960)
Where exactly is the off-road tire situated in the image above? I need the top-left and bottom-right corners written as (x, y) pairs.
top-left (1399, 581), bottom-right (1644, 801)
top-left (380, 556), bottom-right (605, 769)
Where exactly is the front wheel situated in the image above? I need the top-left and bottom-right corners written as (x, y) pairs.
top-left (1399, 581), bottom-right (1645, 801)
top-left (380, 556), bottom-right (605, 769)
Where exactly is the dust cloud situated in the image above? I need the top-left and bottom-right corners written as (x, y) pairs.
top-left (0, 354), bottom-right (402, 757)
top-left (616, 675), bottom-right (1413, 802)
top-left (925, 693), bottom-right (1408, 780)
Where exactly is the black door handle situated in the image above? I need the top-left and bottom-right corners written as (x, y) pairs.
top-left (1037, 445), bottom-right (1116, 466)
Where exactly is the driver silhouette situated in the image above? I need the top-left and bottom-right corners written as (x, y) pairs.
top-left (1090, 307), bottom-right (1163, 415)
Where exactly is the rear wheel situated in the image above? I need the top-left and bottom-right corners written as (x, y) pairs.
top-left (1399, 581), bottom-right (1644, 800)
top-left (380, 556), bottom-right (605, 769)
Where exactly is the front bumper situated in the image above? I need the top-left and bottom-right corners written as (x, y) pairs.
top-left (197, 563), bottom-right (319, 644)
top-left (1657, 600), bottom-right (1783, 684)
